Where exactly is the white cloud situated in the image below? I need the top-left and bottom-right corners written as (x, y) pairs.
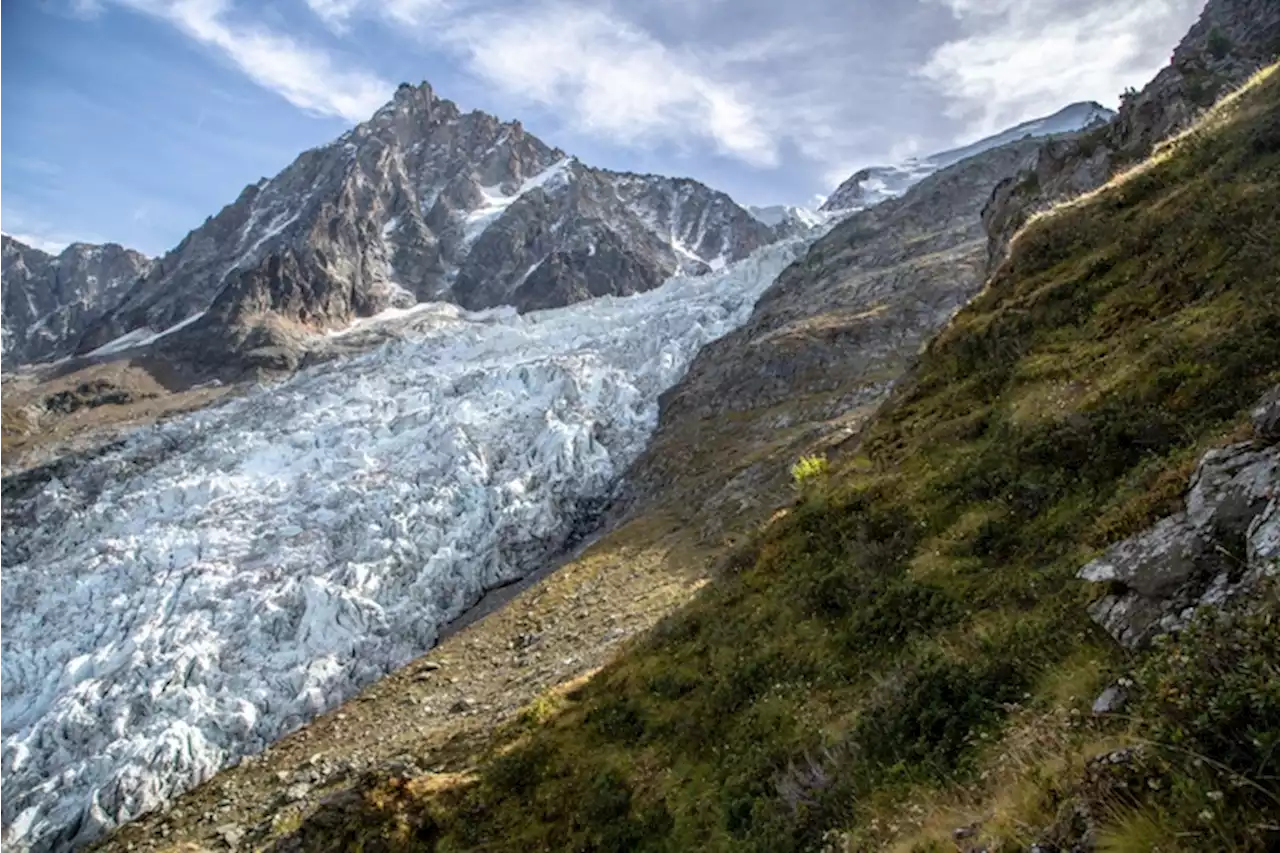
top-left (118, 0), bottom-right (391, 121)
top-left (445, 3), bottom-right (781, 166)
top-left (920, 0), bottom-right (1203, 136)
top-left (70, 0), bottom-right (107, 17)
top-left (4, 233), bottom-right (72, 253)
top-left (304, 0), bottom-right (442, 28)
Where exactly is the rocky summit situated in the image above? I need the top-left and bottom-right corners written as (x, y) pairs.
top-left (68, 82), bottom-right (776, 374)
top-left (1, 237), bottom-right (153, 366)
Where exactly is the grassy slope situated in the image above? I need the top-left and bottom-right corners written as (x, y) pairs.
top-left (291, 67), bottom-right (1280, 853)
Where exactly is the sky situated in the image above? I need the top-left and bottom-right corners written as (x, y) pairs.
top-left (2, 0), bottom-right (1206, 256)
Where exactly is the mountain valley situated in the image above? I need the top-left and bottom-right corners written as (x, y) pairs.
top-left (2, 1), bottom-right (1279, 851)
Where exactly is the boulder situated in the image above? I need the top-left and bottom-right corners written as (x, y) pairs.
top-left (1186, 443), bottom-right (1277, 538)
top-left (1252, 385), bottom-right (1280, 441)
top-left (1079, 393), bottom-right (1278, 648)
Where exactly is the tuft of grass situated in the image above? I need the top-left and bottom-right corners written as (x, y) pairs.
top-left (789, 454), bottom-right (829, 494)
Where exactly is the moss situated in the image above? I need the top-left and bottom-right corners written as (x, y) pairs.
top-left (281, 65), bottom-right (1280, 852)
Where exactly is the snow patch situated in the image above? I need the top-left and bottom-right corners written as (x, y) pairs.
top-left (461, 158), bottom-right (572, 248)
top-left (84, 312), bottom-right (207, 358)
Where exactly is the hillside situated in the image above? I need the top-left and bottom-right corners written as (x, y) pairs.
top-left (75, 119), bottom-right (1075, 853)
top-left (268, 64), bottom-right (1280, 853)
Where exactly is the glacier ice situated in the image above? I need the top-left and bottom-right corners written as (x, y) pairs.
top-left (0, 235), bottom-right (812, 852)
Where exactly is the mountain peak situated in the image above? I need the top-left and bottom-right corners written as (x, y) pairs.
top-left (59, 78), bottom-right (775, 372)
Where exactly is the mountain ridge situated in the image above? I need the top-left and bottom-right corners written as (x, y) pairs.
top-left (1, 236), bottom-right (153, 367)
top-left (820, 100), bottom-right (1115, 212)
top-left (66, 80), bottom-right (778, 374)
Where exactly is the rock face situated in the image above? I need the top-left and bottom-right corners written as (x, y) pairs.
top-left (983, 0), bottom-right (1280, 265)
top-left (1, 236), bottom-right (153, 367)
top-left (73, 82), bottom-right (776, 368)
top-left (1079, 388), bottom-right (1280, 648)
top-left (820, 101), bottom-right (1113, 212)
top-left (619, 136), bottom-right (1045, 526)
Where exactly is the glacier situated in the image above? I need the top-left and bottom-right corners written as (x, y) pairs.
top-left (0, 234), bottom-right (813, 852)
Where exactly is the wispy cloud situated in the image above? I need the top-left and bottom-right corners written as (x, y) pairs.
top-left (299, 0), bottom-right (888, 174)
top-left (4, 232), bottom-right (75, 253)
top-left (38, 0), bottom-right (1216, 215)
top-left (305, 0), bottom-right (442, 28)
top-left (446, 3), bottom-right (781, 166)
top-left (0, 209), bottom-right (102, 252)
top-left (117, 0), bottom-right (391, 121)
top-left (919, 0), bottom-right (1203, 136)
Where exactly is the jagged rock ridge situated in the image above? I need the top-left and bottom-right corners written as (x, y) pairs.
top-left (983, 0), bottom-right (1280, 266)
top-left (1, 236), bottom-right (153, 367)
top-left (74, 82), bottom-right (777, 369)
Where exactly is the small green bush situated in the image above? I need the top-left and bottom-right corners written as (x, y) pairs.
top-left (1207, 27), bottom-right (1232, 60)
top-left (790, 454), bottom-right (829, 493)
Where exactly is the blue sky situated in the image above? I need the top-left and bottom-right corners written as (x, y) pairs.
top-left (2, 0), bottom-right (1205, 256)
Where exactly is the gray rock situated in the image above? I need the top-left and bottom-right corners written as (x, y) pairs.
top-left (1079, 514), bottom-right (1206, 599)
top-left (1245, 498), bottom-right (1279, 576)
top-left (1091, 684), bottom-right (1129, 715)
top-left (1252, 386), bottom-right (1280, 441)
top-left (216, 822), bottom-right (244, 848)
top-left (1079, 440), bottom-right (1278, 648)
top-left (2, 236), bottom-right (152, 366)
top-left (1186, 443), bottom-right (1277, 538)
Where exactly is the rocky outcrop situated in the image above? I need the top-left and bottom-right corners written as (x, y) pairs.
top-left (983, 0), bottom-right (1280, 266)
top-left (1, 236), bottom-right (152, 367)
top-left (73, 82), bottom-right (775, 370)
top-left (1080, 388), bottom-right (1280, 648)
top-left (618, 136), bottom-right (1045, 528)
top-left (821, 102), bottom-right (1113, 213)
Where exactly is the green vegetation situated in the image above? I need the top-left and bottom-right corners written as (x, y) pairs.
top-left (1093, 584), bottom-right (1280, 853)
top-left (1207, 26), bottom-right (1233, 60)
top-left (288, 66), bottom-right (1280, 852)
top-left (789, 454), bottom-right (829, 496)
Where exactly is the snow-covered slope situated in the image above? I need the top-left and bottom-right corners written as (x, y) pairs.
top-left (0, 233), bottom-right (815, 853)
top-left (821, 101), bottom-right (1115, 212)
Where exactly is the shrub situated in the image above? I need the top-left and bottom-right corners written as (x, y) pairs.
top-left (790, 454), bottom-right (829, 494)
top-left (1207, 27), bottom-right (1232, 60)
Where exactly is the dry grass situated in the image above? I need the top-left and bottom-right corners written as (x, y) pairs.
top-left (1, 358), bottom-right (236, 470)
